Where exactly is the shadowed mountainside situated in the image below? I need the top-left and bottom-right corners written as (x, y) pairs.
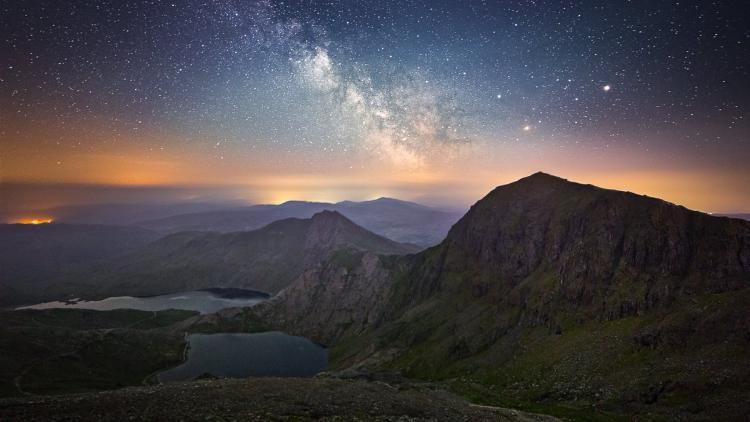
top-left (38, 211), bottom-right (419, 303)
top-left (246, 172), bottom-right (750, 420)
top-left (137, 197), bottom-right (463, 247)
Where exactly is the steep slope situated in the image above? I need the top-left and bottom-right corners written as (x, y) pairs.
top-left (392, 172), bottom-right (749, 319)
top-left (251, 173), bottom-right (750, 419)
top-left (255, 252), bottom-right (403, 345)
top-left (50, 211), bottom-right (419, 301)
top-left (0, 224), bottom-right (159, 306)
top-left (137, 198), bottom-right (463, 247)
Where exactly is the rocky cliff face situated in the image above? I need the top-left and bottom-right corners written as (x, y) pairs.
top-left (257, 173), bottom-right (750, 343)
top-left (254, 251), bottom-right (399, 345)
top-left (393, 172), bottom-right (750, 324)
top-left (301, 210), bottom-right (419, 257)
top-left (251, 173), bottom-right (750, 419)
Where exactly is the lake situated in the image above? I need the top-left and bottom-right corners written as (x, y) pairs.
top-left (158, 332), bottom-right (328, 382)
top-left (16, 289), bottom-right (267, 314)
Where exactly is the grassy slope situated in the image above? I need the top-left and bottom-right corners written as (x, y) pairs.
top-left (328, 286), bottom-right (750, 420)
top-left (0, 309), bottom-right (197, 397)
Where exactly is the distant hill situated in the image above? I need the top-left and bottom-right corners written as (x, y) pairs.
top-left (137, 198), bottom-right (463, 247)
top-left (251, 172), bottom-right (750, 420)
top-left (42, 211), bottom-right (420, 302)
top-left (717, 213), bottom-right (750, 221)
top-left (0, 224), bottom-right (159, 306)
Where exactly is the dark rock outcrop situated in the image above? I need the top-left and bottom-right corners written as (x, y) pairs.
top-left (393, 172), bottom-right (750, 324)
top-left (255, 252), bottom-right (401, 345)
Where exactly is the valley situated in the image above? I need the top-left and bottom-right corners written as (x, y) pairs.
top-left (158, 332), bottom-right (327, 382)
top-left (1, 174), bottom-right (749, 420)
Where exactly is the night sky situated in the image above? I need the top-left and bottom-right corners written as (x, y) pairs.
top-left (2, 1), bottom-right (749, 212)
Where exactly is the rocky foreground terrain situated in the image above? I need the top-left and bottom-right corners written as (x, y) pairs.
top-left (0, 377), bottom-right (559, 422)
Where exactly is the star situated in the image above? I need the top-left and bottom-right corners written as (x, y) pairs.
top-left (2, 0), bottom-right (747, 210)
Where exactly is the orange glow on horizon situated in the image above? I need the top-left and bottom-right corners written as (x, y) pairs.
top-left (15, 218), bottom-right (54, 225)
top-left (3, 130), bottom-right (750, 214)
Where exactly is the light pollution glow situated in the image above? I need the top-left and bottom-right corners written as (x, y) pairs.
top-left (2, 1), bottom-right (748, 215)
top-left (2, 130), bottom-right (749, 214)
top-left (14, 218), bottom-right (54, 225)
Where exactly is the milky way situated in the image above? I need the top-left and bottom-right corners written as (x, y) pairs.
top-left (1, 1), bottom-right (749, 210)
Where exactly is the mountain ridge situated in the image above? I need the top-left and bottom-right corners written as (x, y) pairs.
top-left (136, 197), bottom-right (463, 247)
top-left (245, 173), bottom-right (750, 420)
top-left (37, 211), bottom-right (419, 303)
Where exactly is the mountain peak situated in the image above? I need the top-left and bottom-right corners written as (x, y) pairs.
top-left (446, 173), bottom-right (750, 295)
top-left (357, 197), bottom-right (433, 211)
top-left (307, 210), bottom-right (362, 234)
top-left (514, 171), bottom-right (570, 185)
top-left (304, 209), bottom-right (420, 254)
top-left (310, 209), bottom-right (347, 222)
top-left (336, 197), bottom-right (414, 206)
top-left (474, 172), bottom-right (583, 208)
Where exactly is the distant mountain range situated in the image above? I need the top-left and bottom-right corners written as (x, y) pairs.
top-left (246, 172), bottom-right (750, 420)
top-left (136, 197), bottom-right (463, 247)
top-left (23, 211), bottom-right (419, 304)
top-left (717, 213), bottom-right (750, 221)
top-left (0, 197), bottom-right (460, 305)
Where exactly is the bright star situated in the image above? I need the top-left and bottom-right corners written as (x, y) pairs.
top-left (603, 84), bottom-right (611, 92)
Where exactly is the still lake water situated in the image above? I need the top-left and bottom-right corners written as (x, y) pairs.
top-left (17, 290), bottom-right (266, 314)
top-left (158, 332), bottom-right (328, 382)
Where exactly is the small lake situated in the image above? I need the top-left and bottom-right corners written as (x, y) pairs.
top-left (16, 289), bottom-right (267, 314)
top-left (158, 332), bottom-right (327, 382)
